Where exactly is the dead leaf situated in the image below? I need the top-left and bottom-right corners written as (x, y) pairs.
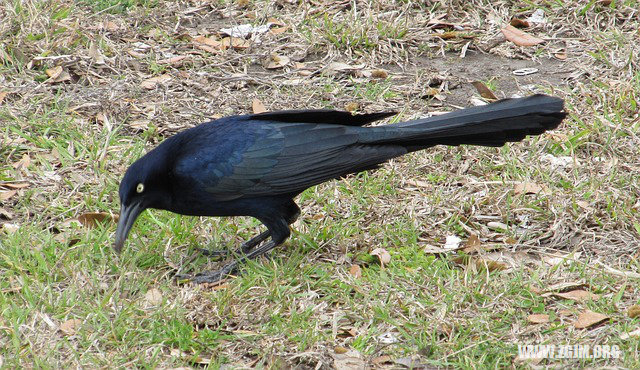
top-left (574, 310), bottom-right (610, 329)
top-left (331, 349), bottom-right (365, 370)
top-left (266, 54), bottom-right (290, 69)
top-left (427, 16), bottom-right (469, 30)
top-left (422, 244), bottom-right (448, 254)
top-left (509, 18), bottom-right (530, 28)
top-left (422, 87), bottom-right (440, 98)
top-left (194, 44), bottom-right (218, 54)
top-left (544, 281), bottom-right (588, 293)
top-left (372, 355), bottom-right (392, 365)
top-left (267, 17), bottom-right (285, 27)
top-left (102, 20), bottom-right (120, 31)
top-left (437, 323), bottom-right (453, 336)
top-left (514, 182), bottom-right (548, 195)
top-left (141, 74), bottom-right (172, 89)
top-left (269, 26), bottom-right (289, 35)
top-left (462, 234), bottom-right (482, 253)
top-left (59, 318), bottom-right (82, 336)
top-left (96, 111), bottom-right (108, 125)
top-left (554, 52), bottom-right (567, 60)
top-left (51, 69), bottom-right (72, 83)
top-left (158, 55), bottom-right (188, 66)
top-left (476, 258), bottom-right (508, 272)
top-left (0, 91), bottom-right (8, 104)
top-left (452, 255), bottom-right (508, 272)
top-left (77, 212), bottom-right (119, 228)
top-left (501, 24), bottom-right (544, 47)
top-left (344, 102), bottom-right (359, 112)
top-left (542, 251), bottom-right (582, 267)
top-left (0, 190), bottom-right (16, 201)
top-left (12, 154), bottom-right (31, 170)
top-left (487, 221), bottom-right (508, 231)
top-left (527, 314), bottom-right (550, 324)
top-left (628, 305), bottom-right (640, 318)
top-left (207, 283), bottom-right (229, 291)
top-left (46, 65), bottom-right (63, 79)
top-left (252, 98), bottom-right (267, 114)
top-left (334, 346), bottom-right (348, 354)
top-left (349, 265), bottom-right (362, 278)
top-left (0, 207), bottom-right (13, 220)
top-left (470, 97), bottom-right (487, 106)
top-left (471, 81), bottom-right (498, 101)
top-left (405, 179), bottom-right (430, 188)
top-left (435, 31), bottom-right (461, 40)
top-left (53, 233), bottom-right (80, 246)
top-left (547, 131), bottom-right (568, 142)
top-left (219, 37), bottom-right (250, 50)
top-left (127, 49), bottom-right (146, 58)
top-left (45, 65), bottom-right (71, 83)
top-left (370, 247), bottom-right (391, 268)
top-left (621, 327), bottom-right (640, 340)
top-left (88, 42), bottom-right (105, 64)
top-left (368, 69), bottom-right (388, 79)
top-left (193, 35), bottom-right (221, 48)
top-left (326, 62), bottom-right (365, 75)
top-left (337, 327), bottom-right (357, 338)
top-left (554, 290), bottom-right (599, 302)
top-left (145, 288), bottom-right (163, 305)
top-left (129, 119), bottom-right (151, 130)
top-left (558, 309), bottom-right (573, 316)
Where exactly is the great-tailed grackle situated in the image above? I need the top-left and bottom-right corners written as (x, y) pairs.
top-left (115, 94), bottom-right (566, 283)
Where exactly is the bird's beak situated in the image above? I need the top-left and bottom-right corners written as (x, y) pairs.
top-left (114, 201), bottom-right (144, 253)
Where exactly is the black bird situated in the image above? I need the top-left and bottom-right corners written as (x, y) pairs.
top-left (115, 94), bottom-right (565, 283)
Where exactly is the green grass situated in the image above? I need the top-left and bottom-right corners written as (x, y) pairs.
top-left (76, 0), bottom-right (157, 13)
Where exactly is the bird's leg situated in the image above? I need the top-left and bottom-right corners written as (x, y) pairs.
top-left (198, 230), bottom-right (271, 258)
top-left (188, 238), bottom-right (282, 283)
top-left (198, 202), bottom-right (299, 259)
top-left (181, 207), bottom-right (298, 284)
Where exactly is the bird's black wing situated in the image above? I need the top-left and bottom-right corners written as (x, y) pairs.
top-left (173, 119), bottom-right (404, 201)
top-left (249, 109), bottom-right (396, 126)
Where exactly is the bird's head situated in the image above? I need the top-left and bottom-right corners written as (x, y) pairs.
top-left (114, 150), bottom-right (171, 253)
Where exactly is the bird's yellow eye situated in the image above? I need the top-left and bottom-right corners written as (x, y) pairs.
top-left (136, 183), bottom-right (144, 193)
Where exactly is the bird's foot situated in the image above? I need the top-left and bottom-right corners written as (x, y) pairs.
top-left (176, 259), bottom-right (238, 284)
top-left (196, 248), bottom-right (229, 260)
top-left (190, 270), bottom-right (229, 284)
top-left (177, 239), bottom-right (280, 284)
top-left (198, 230), bottom-right (272, 259)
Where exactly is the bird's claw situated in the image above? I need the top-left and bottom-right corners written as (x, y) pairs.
top-left (191, 270), bottom-right (229, 284)
top-left (175, 263), bottom-right (236, 284)
top-left (175, 271), bottom-right (227, 284)
top-left (197, 248), bottom-right (229, 260)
